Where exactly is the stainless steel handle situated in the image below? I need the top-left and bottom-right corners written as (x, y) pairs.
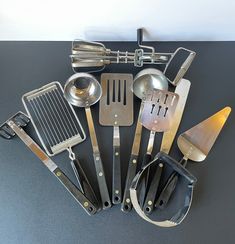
top-left (112, 126), bottom-right (121, 204)
top-left (121, 109), bottom-right (143, 212)
top-left (85, 107), bottom-right (111, 209)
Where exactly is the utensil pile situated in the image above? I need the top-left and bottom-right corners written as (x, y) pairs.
top-left (0, 29), bottom-right (232, 227)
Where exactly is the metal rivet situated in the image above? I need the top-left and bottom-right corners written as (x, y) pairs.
top-left (126, 198), bottom-right (130, 203)
top-left (148, 200), bottom-right (153, 206)
top-left (99, 172), bottom-right (103, 177)
top-left (56, 171), bottom-right (61, 176)
top-left (84, 202), bottom-right (89, 207)
top-left (132, 159), bottom-right (137, 164)
top-left (115, 152), bottom-right (119, 156)
top-left (115, 190), bottom-right (119, 194)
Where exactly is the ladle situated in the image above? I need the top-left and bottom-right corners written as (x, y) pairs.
top-left (64, 73), bottom-right (111, 210)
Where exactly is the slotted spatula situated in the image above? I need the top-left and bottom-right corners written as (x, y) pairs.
top-left (99, 73), bottom-right (133, 204)
top-left (155, 106), bottom-right (231, 208)
top-left (138, 89), bottom-right (179, 206)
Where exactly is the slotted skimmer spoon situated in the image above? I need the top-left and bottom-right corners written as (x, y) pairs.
top-left (155, 106), bottom-right (231, 209)
top-left (99, 73), bottom-right (133, 204)
top-left (138, 89), bottom-right (179, 206)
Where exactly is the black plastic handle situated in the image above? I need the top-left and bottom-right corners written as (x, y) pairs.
top-left (53, 167), bottom-right (98, 215)
top-left (155, 158), bottom-right (188, 209)
top-left (71, 159), bottom-right (99, 206)
top-left (112, 145), bottom-right (122, 204)
top-left (93, 152), bottom-right (112, 210)
top-left (137, 28), bottom-right (143, 46)
top-left (143, 163), bottom-right (163, 214)
top-left (121, 154), bottom-right (138, 212)
top-left (138, 153), bottom-right (152, 207)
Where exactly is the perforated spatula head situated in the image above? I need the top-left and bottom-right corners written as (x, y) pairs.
top-left (140, 89), bottom-right (179, 132)
top-left (177, 106), bottom-right (231, 162)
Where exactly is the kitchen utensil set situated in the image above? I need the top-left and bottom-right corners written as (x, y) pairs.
top-left (0, 29), bottom-right (231, 228)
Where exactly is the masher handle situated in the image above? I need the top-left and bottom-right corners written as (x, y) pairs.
top-left (143, 162), bottom-right (163, 214)
top-left (155, 158), bottom-right (188, 209)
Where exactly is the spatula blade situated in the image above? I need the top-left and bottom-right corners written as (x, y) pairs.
top-left (140, 89), bottom-right (179, 132)
top-left (99, 73), bottom-right (134, 126)
top-left (178, 106), bottom-right (231, 162)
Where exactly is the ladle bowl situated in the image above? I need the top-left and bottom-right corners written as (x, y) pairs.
top-left (64, 73), bottom-right (102, 107)
top-left (133, 68), bottom-right (168, 99)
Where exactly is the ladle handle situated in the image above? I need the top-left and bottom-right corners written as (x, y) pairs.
top-left (71, 159), bottom-right (99, 206)
top-left (85, 107), bottom-right (111, 210)
top-left (155, 158), bottom-right (188, 209)
top-left (112, 126), bottom-right (122, 204)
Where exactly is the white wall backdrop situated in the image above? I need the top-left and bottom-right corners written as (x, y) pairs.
top-left (0, 0), bottom-right (235, 41)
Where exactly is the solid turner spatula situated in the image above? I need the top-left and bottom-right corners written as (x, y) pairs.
top-left (155, 106), bottom-right (231, 209)
top-left (99, 73), bottom-right (133, 204)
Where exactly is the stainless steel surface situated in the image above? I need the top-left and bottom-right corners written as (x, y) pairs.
top-left (72, 40), bottom-right (108, 54)
top-left (131, 104), bottom-right (144, 156)
top-left (140, 89), bottom-right (179, 132)
top-left (133, 68), bottom-right (168, 99)
top-left (85, 107), bottom-right (99, 152)
top-left (99, 73), bottom-right (134, 126)
top-left (146, 131), bottom-right (156, 154)
top-left (71, 40), bottom-right (172, 69)
top-left (160, 79), bottom-right (191, 154)
top-left (22, 82), bottom-right (86, 157)
top-left (64, 73), bottom-right (102, 107)
top-left (178, 107), bottom-right (231, 162)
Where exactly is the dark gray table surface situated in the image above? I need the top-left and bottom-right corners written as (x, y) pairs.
top-left (0, 41), bottom-right (234, 244)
